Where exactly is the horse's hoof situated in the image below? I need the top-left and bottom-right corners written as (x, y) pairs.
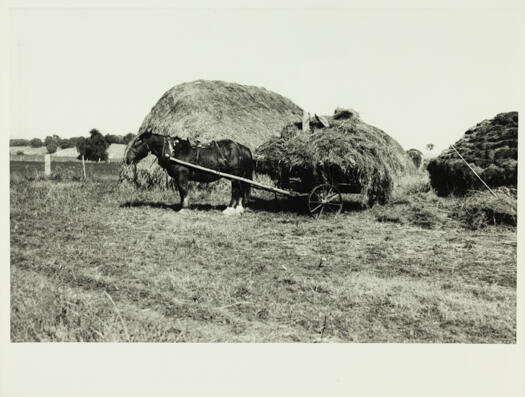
top-left (235, 205), bottom-right (245, 215)
top-left (222, 207), bottom-right (236, 216)
top-left (178, 208), bottom-right (189, 214)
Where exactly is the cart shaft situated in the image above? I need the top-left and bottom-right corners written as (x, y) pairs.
top-left (165, 155), bottom-right (297, 196)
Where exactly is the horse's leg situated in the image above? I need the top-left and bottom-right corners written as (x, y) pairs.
top-left (173, 182), bottom-right (182, 211)
top-left (176, 170), bottom-right (190, 211)
top-left (242, 181), bottom-right (251, 206)
top-left (237, 164), bottom-right (252, 214)
top-left (235, 182), bottom-right (250, 215)
top-left (234, 181), bottom-right (246, 215)
top-left (228, 181), bottom-right (238, 208)
top-left (223, 181), bottom-right (239, 215)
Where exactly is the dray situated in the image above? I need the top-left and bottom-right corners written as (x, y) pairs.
top-left (163, 153), bottom-right (344, 217)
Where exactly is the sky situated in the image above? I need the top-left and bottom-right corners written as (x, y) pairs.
top-left (9, 6), bottom-right (522, 152)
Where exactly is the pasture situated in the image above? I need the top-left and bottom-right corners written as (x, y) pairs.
top-left (10, 161), bottom-right (516, 342)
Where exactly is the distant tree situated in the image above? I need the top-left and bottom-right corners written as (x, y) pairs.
top-left (44, 134), bottom-right (61, 147)
top-left (123, 132), bottom-right (135, 145)
top-left (104, 134), bottom-right (124, 145)
top-left (46, 142), bottom-right (58, 154)
top-left (29, 138), bottom-right (43, 148)
top-left (426, 143), bottom-right (435, 152)
top-left (76, 129), bottom-right (109, 161)
top-left (76, 137), bottom-right (86, 157)
top-left (9, 139), bottom-right (30, 146)
top-left (68, 137), bottom-right (82, 148)
top-left (58, 138), bottom-right (74, 149)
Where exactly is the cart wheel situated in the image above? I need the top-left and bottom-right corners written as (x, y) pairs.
top-left (308, 184), bottom-right (343, 217)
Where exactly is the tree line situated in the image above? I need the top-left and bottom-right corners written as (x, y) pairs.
top-left (10, 130), bottom-right (136, 161)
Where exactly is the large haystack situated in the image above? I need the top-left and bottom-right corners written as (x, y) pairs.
top-left (254, 109), bottom-right (414, 206)
top-left (120, 80), bottom-right (302, 188)
top-left (427, 112), bottom-right (518, 196)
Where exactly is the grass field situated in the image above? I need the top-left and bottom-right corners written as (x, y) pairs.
top-left (10, 161), bottom-right (516, 342)
top-left (10, 160), bottom-right (121, 180)
top-left (9, 143), bottom-right (126, 160)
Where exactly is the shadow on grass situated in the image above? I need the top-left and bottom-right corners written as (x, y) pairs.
top-left (251, 196), bottom-right (365, 213)
top-left (120, 201), bottom-right (226, 212)
top-left (120, 197), bottom-right (365, 215)
top-left (120, 201), bottom-right (180, 211)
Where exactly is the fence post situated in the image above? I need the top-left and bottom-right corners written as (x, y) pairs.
top-left (82, 155), bottom-right (87, 180)
top-left (44, 154), bottom-right (51, 177)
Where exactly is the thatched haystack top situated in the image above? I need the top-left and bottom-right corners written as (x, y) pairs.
top-left (137, 79), bottom-right (303, 149)
top-left (255, 111), bottom-right (414, 206)
top-left (427, 111), bottom-right (518, 196)
top-left (121, 80), bottom-right (303, 189)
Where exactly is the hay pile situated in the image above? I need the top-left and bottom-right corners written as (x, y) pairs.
top-left (254, 109), bottom-right (414, 206)
top-left (452, 187), bottom-right (517, 229)
top-left (427, 112), bottom-right (518, 196)
top-left (406, 148), bottom-right (423, 169)
top-left (120, 80), bottom-right (302, 188)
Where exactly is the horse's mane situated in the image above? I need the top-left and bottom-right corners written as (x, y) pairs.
top-left (148, 132), bottom-right (197, 154)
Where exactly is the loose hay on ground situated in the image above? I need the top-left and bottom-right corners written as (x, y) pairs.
top-left (452, 187), bottom-right (517, 230)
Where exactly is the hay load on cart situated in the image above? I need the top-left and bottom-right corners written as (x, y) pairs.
top-left (120, 80), bottom-right (302, 189)
top-left (427, 112), bottom-right (518, 196)
top-left (255, 108), bottom-right (414, 206)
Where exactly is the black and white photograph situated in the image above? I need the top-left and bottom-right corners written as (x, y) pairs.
top-left (1, 0), bottom-right (523, 395)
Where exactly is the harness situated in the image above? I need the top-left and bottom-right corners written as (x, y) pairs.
top-left (214, 141), bottom-right (229, 165)
top-left (161, 135), bottom-right (229, 168)
top-left (164, 136), bottom-right (174, 159)
top-left (138, 132), bottom-right (231, 170)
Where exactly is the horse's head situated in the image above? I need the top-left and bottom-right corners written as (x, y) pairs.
top-left (125, 130), bottom-right (151, 164)
top-left (126, 130), bottom-right (194, 165)
top-left (125, 129), bottom-right (172, 164)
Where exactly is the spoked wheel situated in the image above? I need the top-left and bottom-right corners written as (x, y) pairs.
top-left (307, 184), bottom-right (343, 217)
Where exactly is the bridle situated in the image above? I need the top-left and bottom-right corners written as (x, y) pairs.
top-left (135, 131), bottom-right (175, 158)
top-left (134, 135), bottom-right (151, 152)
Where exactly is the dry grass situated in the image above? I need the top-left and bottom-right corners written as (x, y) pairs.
top-left (10, 163), bottom-right (516, 342)
top-left (452, 187), bottom-right (517, 229)
top-left (373, 172), bottom-right (517, 230)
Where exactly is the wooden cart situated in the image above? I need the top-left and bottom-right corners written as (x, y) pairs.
top-left (164, 154), bottom-right (344, 217)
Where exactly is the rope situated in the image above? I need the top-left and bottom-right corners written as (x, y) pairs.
top-left (450, 144), bottom-right (497, 198)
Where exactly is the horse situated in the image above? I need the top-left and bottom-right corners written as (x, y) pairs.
top-left (125, 129), bottom-right (254, 215)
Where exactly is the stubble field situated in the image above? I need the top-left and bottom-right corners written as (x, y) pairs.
top-left (10, 161), bottom-right (517, 342)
